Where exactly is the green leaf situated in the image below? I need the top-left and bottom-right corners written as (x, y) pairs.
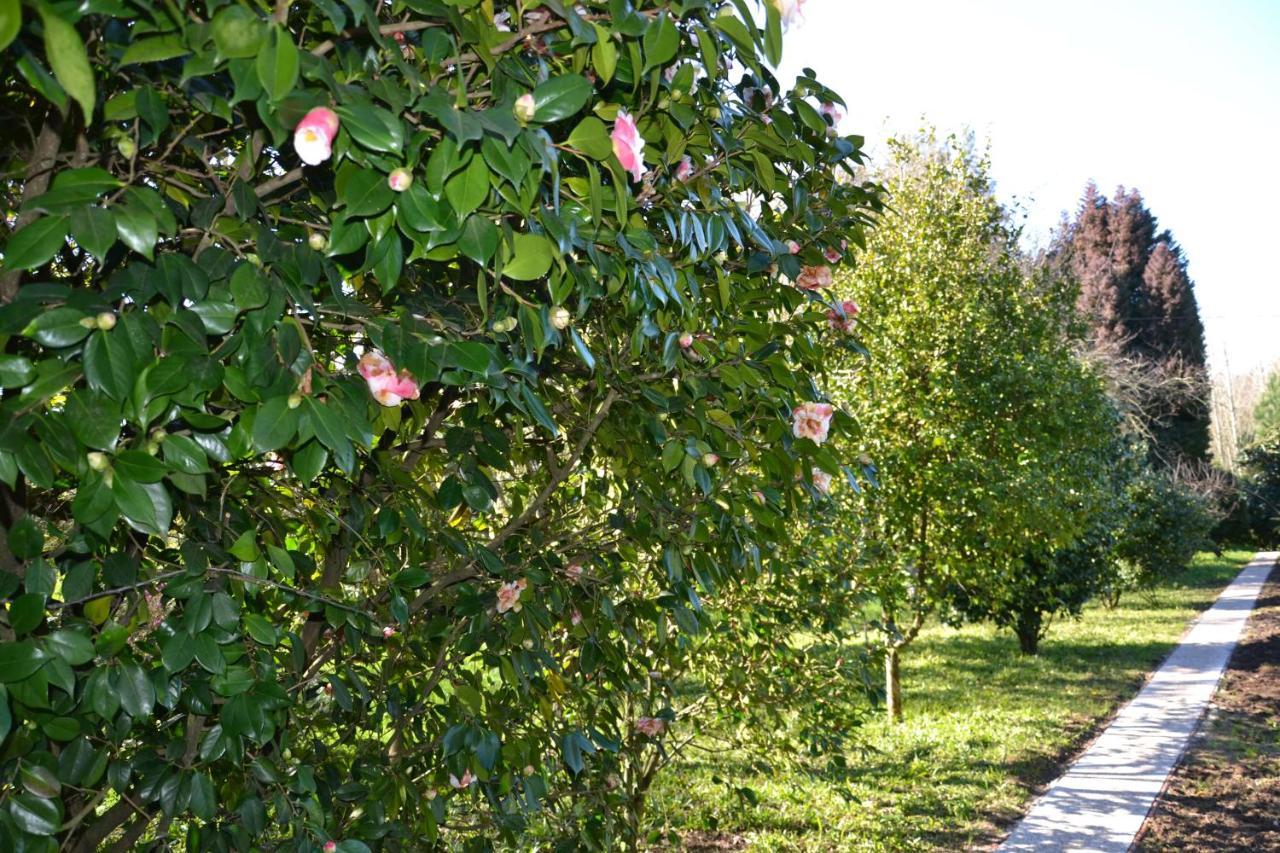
top-left (83, 331), bottom-right (137, 401)
top-left (0, 640), bottom-right (48, 683)
top-left (242, 613), bottom-right (278, 646)
top-left (9, 593), bottom-right (46, 635)
top-left (256, 25), bottom-right (298, 102)
top-left (194, 633), bottom-right (225, 674)
top-left (66, 390), bottom-right (122, 451)
top-left (642, 13), bottom-right (679, 72)
top-left (46, 629), bottom-right (94, 666)
top-left (113, 450), bottom-right (167, 483)
top-left (8, 792), bottom-right (62, 836)
top-left (444, 155), bottom-right (491, 218)
top-left (112, 476), bottom-right (172, 536)
top-left (290, 440), bottom-right (327, 484)
top-left (189, 772), bottom-right (216, 820)
top-left (567, 117), bottom-right (613, 160)
top-left (39, 7), bottom-right (94, 121)
top-left (162, 434), bottom-right (211, 474)
top-left (20, 763), bottom-right (60, 799)
top-left (25, 307), bottom-right (89, 348)
top-left (520, 384), bottom-right (559, 436)
top-left (449, 342), bottom-right (491, 374)
top-left (0, 354), bottom-right (34, 388)
top-left (211, 5), bottom-right (264, 59)
top-left (229, 263), bottom-right (269, 310)
top-left (343, 169), bottom-right (395, 218)
top-left (764, 4), bottom-right (783, 66)
top-left (114, 203), bottom-right (158, 260)
top-left (70, 206), bottom-right (117, 259)
top-left (335, 103), bottom-right (405, 154)
top-left (0, 0), bottom-right (20, 54)
top-left (591, 25), bottom-right (618, 84)
top-left (0, 686), bottom-right (11, 748)
top-left (532, 75), bottom-right (593, 123)
top-left (457, 215), bottom-right (498, 265)
top-left (116, 662), bottom-right (156, 719)
top-left (504, 233), bottom-right (554, 281)
top-left (161, 632), bottom-right (195, 672)
top-left (3, 214), bottom-right (69, 271)
top-left (121, 34), bottom-right (190, 66)
top-left (253, 396), bottom-right (300, 452)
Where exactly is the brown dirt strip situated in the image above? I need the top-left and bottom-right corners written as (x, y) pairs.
top-left (1134, 564), bottom-right (1280, 851)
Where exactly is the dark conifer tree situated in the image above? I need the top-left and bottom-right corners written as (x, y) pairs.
top-left (1063, 185), bottom-right (1211, 465)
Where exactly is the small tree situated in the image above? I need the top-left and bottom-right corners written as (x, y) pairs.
top-left (837, 132), bottom-right (1115, 719)
top-left (1253, 369), bottom-right (1280, 442)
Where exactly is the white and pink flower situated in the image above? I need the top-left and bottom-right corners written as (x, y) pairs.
top-left (382, 626), bottom-right (396, 639)
top-left (570, 608), bottom-right (582, 626)
top-left (819, 102), bottom-right (844, 125)
top-left (826, 299), bottom-right (860, 333)
top-left (496, 578), bottom-right (527, 614)
top-left (358, 351), bottom-right (420, 407)
top-left (824, 247), bottom-right (842, 264)
top-left (565, 563), bottom-right (583, 581)
top-left (795, 265), bottom-right (833, 291)
top-left (514, 92), bottom-right (536, 123)
top-left (675, 156), bottom-right (694, 182)
top-left (769, 0), bottom-right (807, 29)
top-left (678, 332), bottom-right (694, 349)
top-left (635, 717), bottom-right (666, 737)
top-left (792, 401), bottom-right (834, 445)
top-left (293, 107), bottom-right (340, 166)
top-left (387, 168), bottom-right (413, 192)
top-left (611, 110), bottom-right (646, 183)
top-left (785, 240), bottom-right (801, 255)
top-left (811, 468), bottom-right (833, 495)
top-left (449, 769), bottom-right (475, 789)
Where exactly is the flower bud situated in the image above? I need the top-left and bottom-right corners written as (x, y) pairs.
top-left (287, 394), bottom-right (303, 409)
top-left (87, 452), bottom-right (110, 471)
top-left (678, 333), bottom-right (694, 349)
top-left (524, 765), bottom-right (535, 776)
top-left (549, 306), bottom-right (571, 330)
top-left (426, 788), bottom-right (437, 800)
top-left (514, 93), bottom-right (537, 124)
top-left (323, 843), bottom-right (337, 853)
top-left (151, 428), bottom-right (168, 443)
top-left (493, 316), bottom-right (518, 334)
top-left (702, 452), bottom-right (719, 467)
top-left (96, 312), bottom-right (117, 330)
top-left (117, 136), bottom-right (137, 160)
top-left (308, 232), bottom-right (328, 252)
top-left (388, 168), bottom-right (413, 192)
top-left (382, 626), bottom-right (395, 639)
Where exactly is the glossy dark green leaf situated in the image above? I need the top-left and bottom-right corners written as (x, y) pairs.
top-left (161, 632), bottom-right (195, 672)
top-left (9, 593), bottom-right (46, 635)
top-left (335, 103), bottom-right (405, 154)
top-left (0, 640), bottom-right (47, 683)
top-left (444, 155), bottom-right (491, 218)
top-left (7, 792), bottom-right (62, 836)
top-left (70, 206), bottom-right (117, 259)
top-left (25, 307), bottom-right (89, 348)
top-left (532, 75), bottom-right (593, 123)
top-left (47, 629), bottom-right (95, 666)
top-left (116, 662), bottom-right (156, 718)
top-left (211, 5), bottom-right (264, 58)
top-left (0, 354), bottom-right (34, 388)
top-left (114, 203), bottom-right (158, 260)
top-left (112, 476), bottom-right (172, 535)
top-left (3, 214), bottom-right (69, 271)
top-left (120, 34), bottom-right (190, 66)
top-left (457, 215), bottom-right (498, 265)
top-left (642, 13), bottom-right (679, 71)
top-left (66, 390), bottom-right (122, 451)
top-left (567, 117), bottom-right (613, 161)
top-left (343, 169), bottom-right (395, 218)
top-left (0, 0), bottom-right (20, 53)
top-left (113, 451), bottom-right (167, 483)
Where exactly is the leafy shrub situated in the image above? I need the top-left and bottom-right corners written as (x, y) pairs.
top-left (0, 1), bottom-right (881, 849)
top-left (1111, 469), bottom-right (1216, 598)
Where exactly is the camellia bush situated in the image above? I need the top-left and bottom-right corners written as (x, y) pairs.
top-left (0, 0), bottom-right (881, 849)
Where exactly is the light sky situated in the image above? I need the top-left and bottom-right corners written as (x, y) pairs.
top-left (778, 0), bottom-right (1280, 375)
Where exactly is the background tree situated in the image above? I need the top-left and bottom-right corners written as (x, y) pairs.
top-left (1058, 185), bottom-right (1211, 466)
top-left (835, 132), bottom-right (1114, 720)
top-left (0, 2), bottom-right (882, 849)
top-left (1252, 368), bottom-right (1280, 442)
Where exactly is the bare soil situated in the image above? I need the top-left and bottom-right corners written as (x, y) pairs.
top-left (1135, 565), bottom-right (1280, 851)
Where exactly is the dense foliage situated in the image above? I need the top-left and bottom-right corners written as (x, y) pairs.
top-left (0, 1), bottom-right (883, 849)
top-left (831, 134), bottom-right (1120, 712)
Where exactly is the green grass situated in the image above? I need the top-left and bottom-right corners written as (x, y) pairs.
top-left (647, 549), bottom-right (1259, 852)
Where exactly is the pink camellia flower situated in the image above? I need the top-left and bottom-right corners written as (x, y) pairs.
top-left (358, 350), bottom-right (420, 407)
top-left (496, 578), bottom-right (527, 614)
top-left (827, 299), bottom-right (860, 333)
top-left (811, 468), bottom-right (833, 495)
top-left (611, 110), bottom-right (646, 182)
top-left (449, 769), bottom-right (475, 789)
top-left (819, 102), bottom-right (845, 125)
top-left (795, 265), bottom-right (833, 291)
top-left (565, 563), bottom-right (583, 581)
top-left (294, 107), bottom-right (340, 166)
top-left (792, 401), bottom-right (834, 445)
top-left (786, 240), bottom-right (801, 255)
top-left (388, 168), bottom-right (413, 192)
top-left (323, 842), bottom-right (337, 853)
top-left (824, 247), bottom-right (842, 264)
top-left (382, 626), bottom-right (395, 639)
top-left (571, 609), bottom-right (582, 626)
top-left (675, 156), bottom-right (694, 182)
top-left (678, 332), bottom-right (694, 349)
top-left (770, 0), bottom-right (807, 29)
top-left (635, 717), bottom-right (666, 737)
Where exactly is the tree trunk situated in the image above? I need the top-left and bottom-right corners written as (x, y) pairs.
top-left (1014, 609), bottom-right (1042, 655)
top-left (885, 645), bottom-right (903, 723)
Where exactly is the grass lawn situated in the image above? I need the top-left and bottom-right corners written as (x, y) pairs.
top-left (646, 549), bottom-right (1258, 852)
